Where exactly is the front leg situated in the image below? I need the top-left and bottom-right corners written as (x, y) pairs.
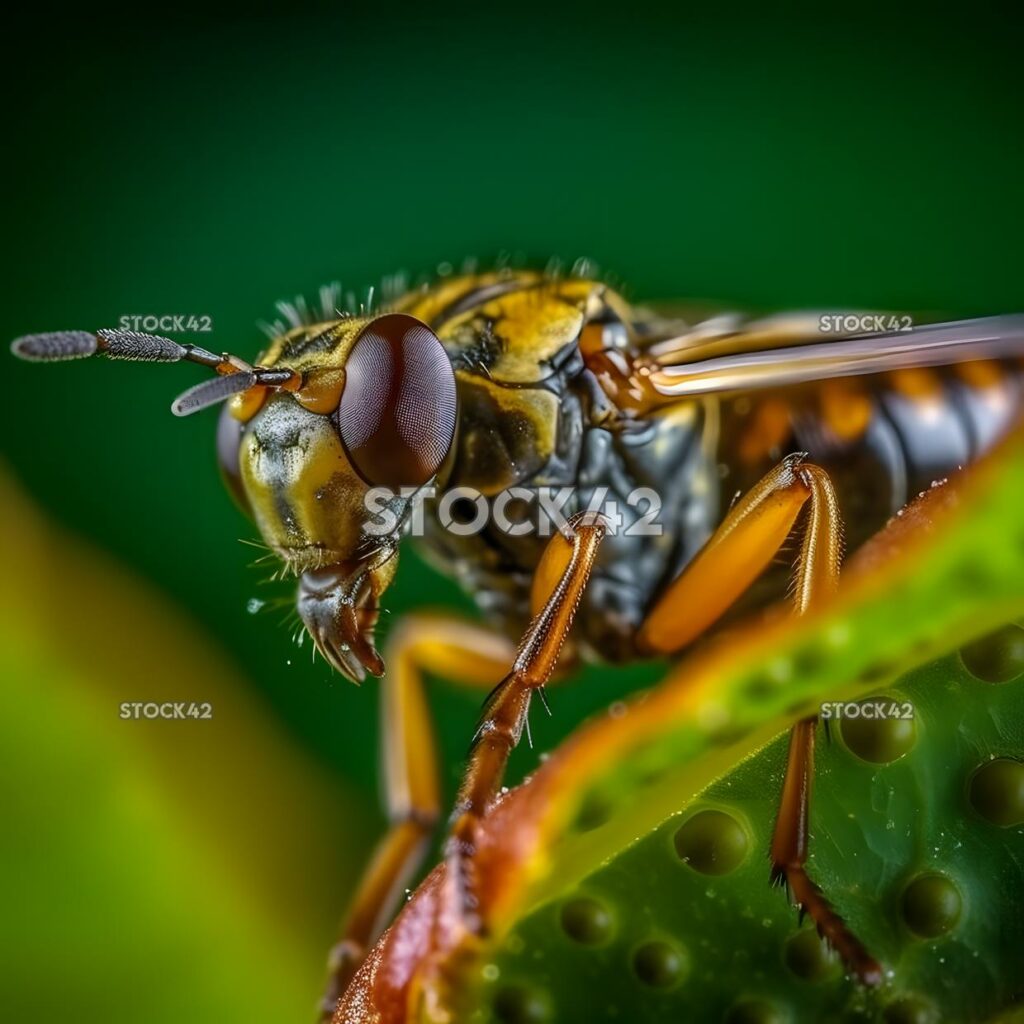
top-left (446, 512), bottom-right (608, 933)
top-left (319, 616), bottom-right (514, 1021)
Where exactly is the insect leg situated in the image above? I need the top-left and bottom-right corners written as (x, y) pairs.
top-left (769, 719), bottom-right (882, 984)
top-left (637, 455), bottom-right (882, 982)
top-left (445, 512), bottom-right (608, 934)
top-left (768, 463), bottom-right (882, 984)
top-left (318, 615), bottom-right (514, 1022)
top-left (638, 452), bottom-right (820, 654)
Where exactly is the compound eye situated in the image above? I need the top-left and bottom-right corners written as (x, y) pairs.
top-left (216, 403), bottom-right (253, 517)
top-left (335, 313), bottom-right (457, 488)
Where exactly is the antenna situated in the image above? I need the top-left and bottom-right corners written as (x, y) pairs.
top-left (11, 328), bottom-right (303, 416)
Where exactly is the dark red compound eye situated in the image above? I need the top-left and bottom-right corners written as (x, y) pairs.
top-left (335, 313), bottom-right (457, 488)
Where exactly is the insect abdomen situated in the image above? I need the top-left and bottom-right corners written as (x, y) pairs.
top-left (721, 361), bottom-right (1024, 553)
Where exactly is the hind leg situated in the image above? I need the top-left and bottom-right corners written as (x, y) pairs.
top-left (638, 454), bottom-right (881, 983)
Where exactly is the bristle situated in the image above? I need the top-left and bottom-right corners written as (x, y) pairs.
top-left (97, 328), bottom-right (186, 362)
top-left (275, 300), bottom-right (304, 330)
top-left (11, 331), bottom-right (98, 361)
top-left (318, 282), bottom-right (342, 320)
top-left (171, 371), bottom-right (256, 417)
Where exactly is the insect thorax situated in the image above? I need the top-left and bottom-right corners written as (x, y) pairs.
top-left (393, 271), bottom-right (717, 663)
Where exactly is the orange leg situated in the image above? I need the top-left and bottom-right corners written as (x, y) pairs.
top-left (638, 454), bottom-right (881, 984)
top-left (318, 616), bottom-right (514, 1021)
top-left (770, 720), bottom-right (882, 984)
top-left (445, 512), bottom-right (607, 933)
top-left (638, 453), bottom-right (839, 654)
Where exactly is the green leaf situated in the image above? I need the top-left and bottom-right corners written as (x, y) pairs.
top-left (475, 639), bottom-right (1024, 1023)
top-left (342, 437), bottom-right (1024, 1023)
top-left (450, 441), bottom-right (1024, 1023)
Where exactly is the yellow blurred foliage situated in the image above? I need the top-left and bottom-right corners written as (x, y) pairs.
top-left (0, 466), bottom-right (370, 1022)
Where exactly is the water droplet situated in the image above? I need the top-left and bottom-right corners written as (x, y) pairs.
top-left (560, 897), bottom-right (614, 946)
top-left (883, 994), bottom-right (939, 1024)
top-left (674, 809), bottom-right (749, 875)
top-left (492, 983), bottom-right (551, 1023)
top-left (784, 928), bottom-right (838, 980)
top-left (726, 998), bottom-right (787, 1024)
top-left (840, 699), bottom-right (917, 763)
top-left (960, 624), bottom-right (1024, 683)
top-left (969, 758), bottom-right (1024, 826)
top-left (901, 873), bottom-right (962, 937)
top-left (632, 940), bottom-right (687, 988)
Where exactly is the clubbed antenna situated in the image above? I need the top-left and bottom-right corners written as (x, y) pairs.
top-left (96, 328), bottom-right (188, 362)
top-left (11, 327), bottom-right (304, 416)
top-left (13, 328), bottom-right (211, 366)
top-left (12, 331), bottom-right (99, 361)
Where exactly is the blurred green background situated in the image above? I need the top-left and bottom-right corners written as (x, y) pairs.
top-left (2, 7), bottom-right (1022, 1022)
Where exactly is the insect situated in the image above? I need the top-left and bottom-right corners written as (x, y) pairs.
top-left (12, 268), bottom-right (1024, 1021)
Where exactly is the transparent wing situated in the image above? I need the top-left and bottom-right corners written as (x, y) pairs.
top-left (647, 314), bottom-right (1024, 398)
